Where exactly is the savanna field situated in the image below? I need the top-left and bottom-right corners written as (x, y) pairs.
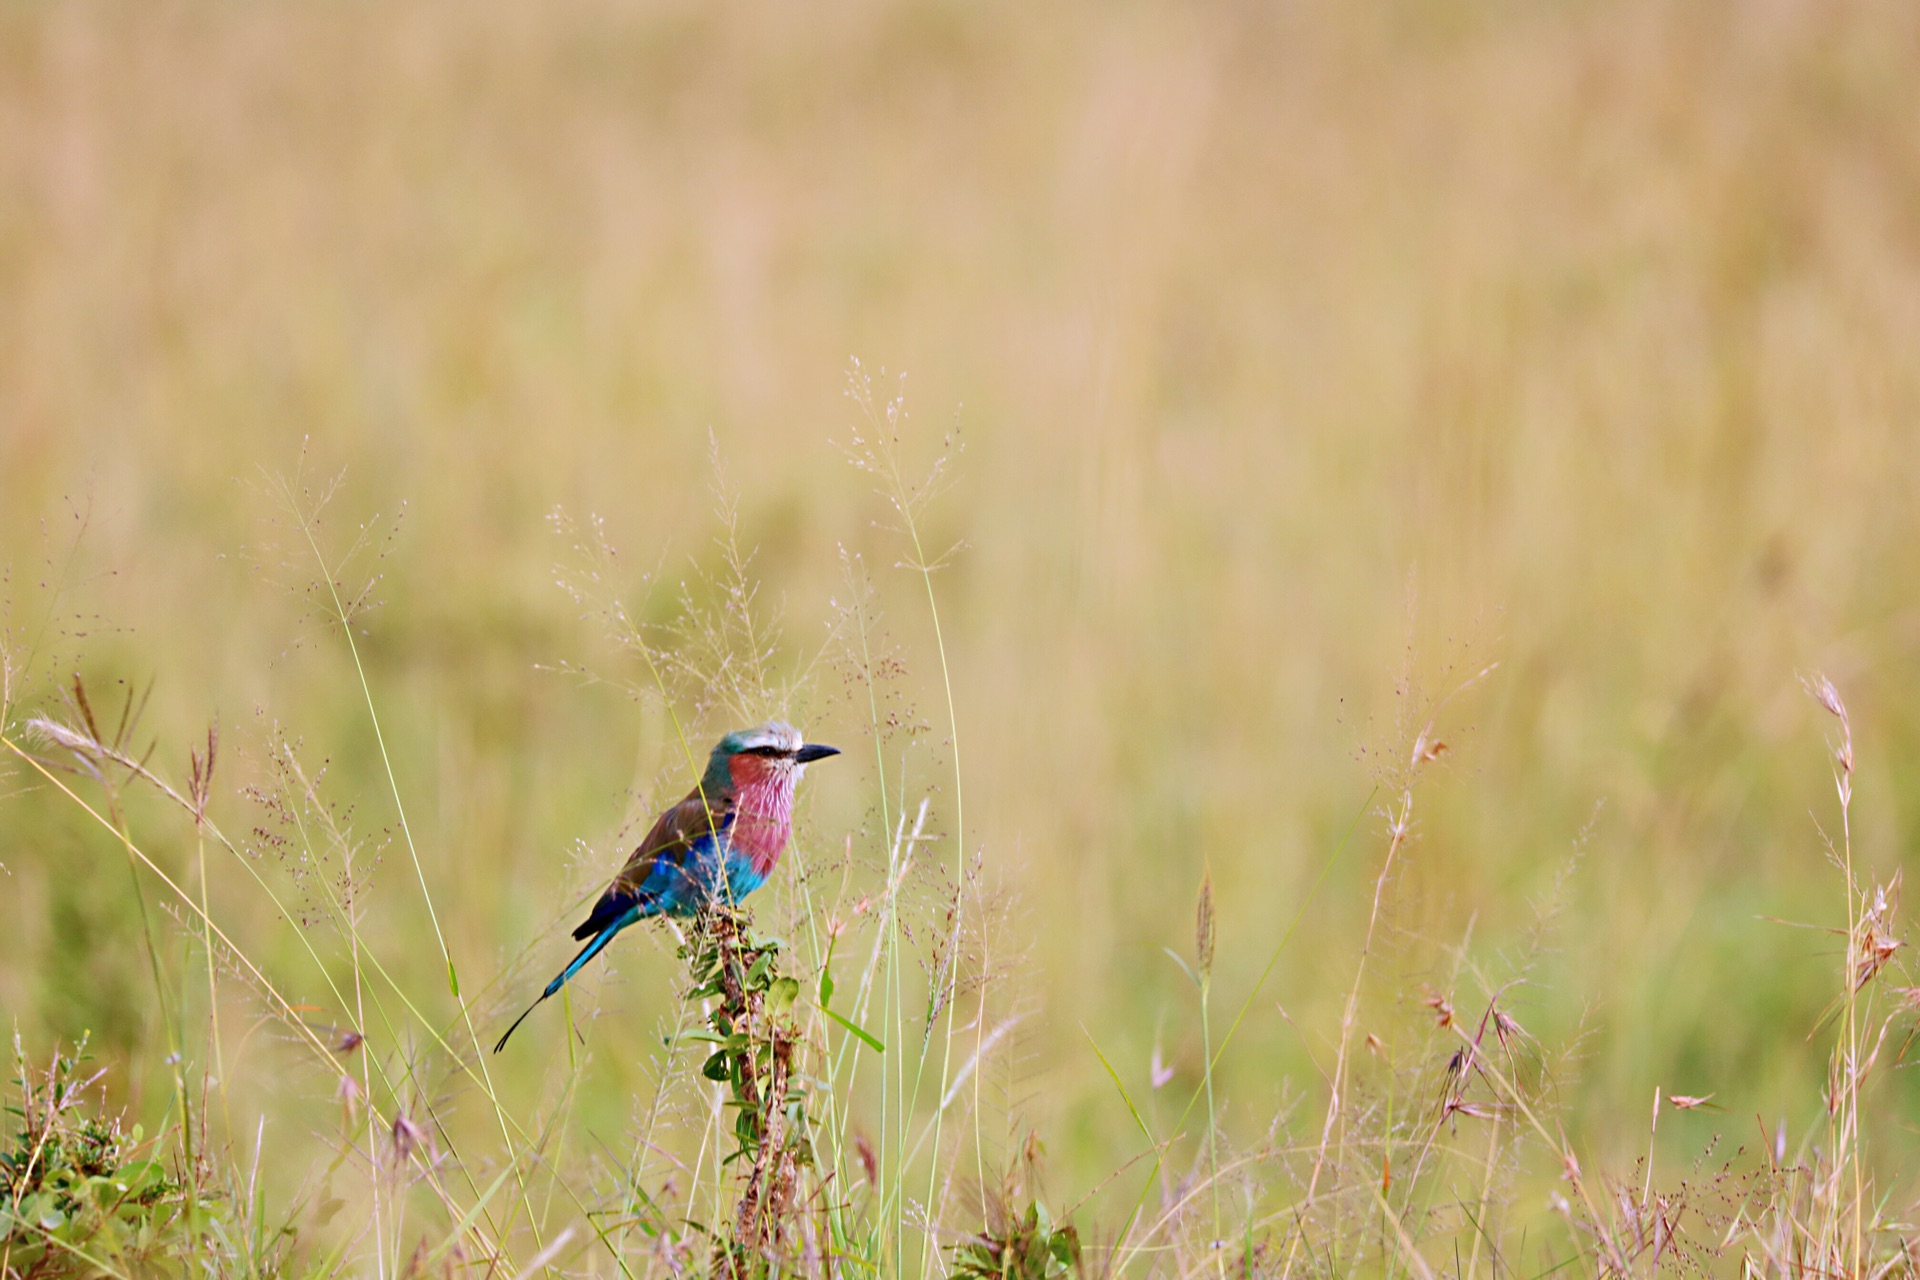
top-left (4, 1), bottom-right (1920, 1275)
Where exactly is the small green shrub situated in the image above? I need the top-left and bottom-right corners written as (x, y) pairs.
top-left (1, 1037), bottom-right (185, 1278)
top-left (952, 1200), bottom-right (1080, 1280)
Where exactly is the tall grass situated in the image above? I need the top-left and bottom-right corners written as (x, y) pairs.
top-left (3, 398), bottom-right (1042, 1276)
top-left (6, 0), bottom-right (1920, 1274)
top-left (6, 408), bottom-right (1918, 1277)
top-left (6, 0), bottom-right (1920, 1165)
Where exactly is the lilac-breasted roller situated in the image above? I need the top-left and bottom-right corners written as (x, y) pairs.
top-left (494, 722), bottom-right (840, 1053)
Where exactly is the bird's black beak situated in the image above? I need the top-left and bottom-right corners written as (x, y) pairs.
top-left (795, 743), bottom-right (842, 764)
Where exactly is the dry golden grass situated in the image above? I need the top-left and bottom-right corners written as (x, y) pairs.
top-left (5, 0), bottom-right (1920, 1274)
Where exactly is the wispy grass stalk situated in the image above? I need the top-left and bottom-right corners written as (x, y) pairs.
top-left (277, 475), bottom-right (541, 1272)
top-left (845, 362), bottom-right (974, 1278)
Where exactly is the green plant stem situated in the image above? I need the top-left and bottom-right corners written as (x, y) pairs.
top-left (1200, 971), bottom-right (1220, 1265)
top-left (1111, 787), bottom-right (1374, 1276)
top-left (896, 464), bottom-right (970, 1280)
top-left (293, 506), bottom-right (540, 1267)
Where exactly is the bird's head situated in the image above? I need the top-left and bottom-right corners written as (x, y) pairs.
top-left (704, 721), bottom-right (841, 795)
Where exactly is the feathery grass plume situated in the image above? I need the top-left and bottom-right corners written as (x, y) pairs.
top-left (838, 364), bottom-right (1035, 1276)
top-left (1259, 660), bottom-right (1499, 1277)
top-left (545, 441), bottom-right (832, 732)
top-left (1782, 671), bottom-right (1897, 1280)
top-left (17, 686), bottom-right (535, 1275)
top-left (1194, 872), bottom-right (1214, 986)
top-left (3, 475), bottom-right (644, 1275)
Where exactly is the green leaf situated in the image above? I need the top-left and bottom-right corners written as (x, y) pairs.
top-left (117, 1158), bottom-right (166, 1194)
top-left (1081, 1025), bottom-right (1156, 1149)
top-left (414, 1158), bottom-right (523, 1273)
top-left (824, 1008), bottom-right (885, 1053)
top-left (447, 958), bottom-right (460, 998)
top-left (819, 934), bottom-right (839, 1004)
top-left (767, 977), bottom-right (800, 1017)
top-left (702, 1051), bottom-right (733, 1082)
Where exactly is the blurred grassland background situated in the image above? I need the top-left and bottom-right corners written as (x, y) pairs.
top-left (4, 0), bottom-right (1920, 1236)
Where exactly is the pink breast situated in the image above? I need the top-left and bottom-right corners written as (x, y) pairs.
top-left (728, 757), bottom-right (796, 876)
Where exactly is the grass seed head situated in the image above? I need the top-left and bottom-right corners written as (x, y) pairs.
top-left (1195, 869), bottom-right (1215, 983)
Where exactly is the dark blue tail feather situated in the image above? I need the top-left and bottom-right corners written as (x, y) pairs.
top-left (494, 915), bottom-right (635, 1053)
top-left (548, 920), bottom-right (626, 995)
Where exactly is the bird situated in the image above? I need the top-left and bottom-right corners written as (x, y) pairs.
top-left (493, 721), bottom-right (841, 1053)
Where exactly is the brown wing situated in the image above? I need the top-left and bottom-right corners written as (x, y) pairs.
top-left (570, 786), bottom-right (732, 940)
